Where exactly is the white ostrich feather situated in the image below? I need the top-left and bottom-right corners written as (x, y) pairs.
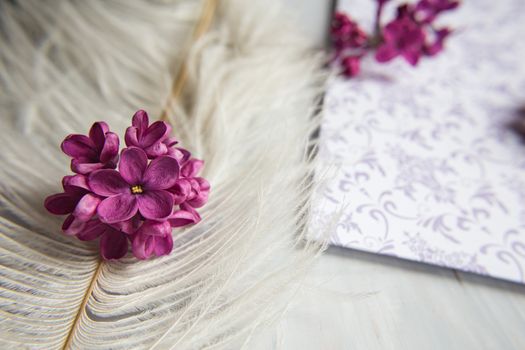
top-left (0, 0), bottom-right (326, 348)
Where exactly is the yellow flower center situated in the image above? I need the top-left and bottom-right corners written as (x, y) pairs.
top-left (131, 185), bottom-right (143, 194)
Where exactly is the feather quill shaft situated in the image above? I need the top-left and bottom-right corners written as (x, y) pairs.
top-left (60, 2), bottom-right (218, 348)
top-left (160, 0), bottom-right (218, 125)
top-left (62, 260), bottom-right (103, 350)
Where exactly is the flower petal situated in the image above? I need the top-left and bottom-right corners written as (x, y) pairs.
top-left (62, 174), bottom-right (90, 191)
top-left (181, 159), bottom-right (204, 178)
top-left (132, 231), bottom-right (155, 260)
top-left (163, 136), bottom-right (178, 147)
top-left (136, 220), bottom-right (171, 237)
top-left (119, 147), bottom-right (148, 185)
top-left (153, 235), bottom-right (173, 257)
top-left (181, 203), bottom-right (202, 224)
top-left (132, 109), bottom-right (149, 131)
top-left (375, 44), bottom-right (398, 63)
top-left (61, 134), bottom-right (97, 159)
top-left (89, 169), bottom-right (129, 196)
top-left (144, 142), bottom-right (168, 158)
top-left (125, 126), bottom-right (139, 148)
top-left (62, 215), bottom-right (87, 236)
top-left (45, 193), bottom-right (78, 215)
top-left (111, 218), bottom-right (139, 235)
top-left (100, 230), bottom-right (128, 260)
top-left (169, 178), bottom-right (191, 205)
top-left (143, 156), bottom-right (179, 190)
top-left (71, 160), bottom-right (105, 175)
top-left (424, 28), bottom-right (451, 56)
top-left (137, 190), bottom-right (174, 220)
top-left (169, 209), bottom-right (198, 227)
top-left (169, 147), bottom-right (191, 164)
top-left (77, 219), bottom-right (106, 241)
top-left (73, 194), bottom-right (101, 221)
top-left (402, 50), bottom-right (420, 66)
top-left (89, 121), bottom-right (110, 151)
top-left (187, 177), bottom-right (210, 208)
top-left (100, 132), bottom-right (119, 164)
top-left (97, 194), bottom-right (138, 224)
top-left (141, 121), bottom-right (168, 147)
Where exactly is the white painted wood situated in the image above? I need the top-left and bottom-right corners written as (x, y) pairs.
top-left (262, 247), bottom-right (525, 349)
top-left (284, 0), bottom-right (333, 48)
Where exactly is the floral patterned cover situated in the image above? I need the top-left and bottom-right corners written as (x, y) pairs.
top-left (312, 0), bottom-right (525, 283)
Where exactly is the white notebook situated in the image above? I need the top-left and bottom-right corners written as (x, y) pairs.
top-left (312, 0), bottom-right (525, 283)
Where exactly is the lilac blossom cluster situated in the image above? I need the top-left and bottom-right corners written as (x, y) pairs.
top-left (45, 110), bottom-right (210, 260)
top-left (332, 0), bottom-right (459, 77)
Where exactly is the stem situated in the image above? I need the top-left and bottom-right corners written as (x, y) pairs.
top-left (370, 1), bottom-right (386, 48)
top-left (374, 1), bottom-right (384, 39)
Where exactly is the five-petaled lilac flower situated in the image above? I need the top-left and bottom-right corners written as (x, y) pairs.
top-left (132, 220), bottom-right (173, 260)
top-left (61, 122), bottom-right (119, 174)
top-left (375, 6), bottom-right (426, 66)
top-left (125, 110), bottom-right (171, 158)
top-left (89, 147), bottom-right (179, 223)
top-left (44, 174), bottom-right (101, 235)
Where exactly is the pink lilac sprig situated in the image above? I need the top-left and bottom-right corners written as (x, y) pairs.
top-left (44, 110), bottom-right (210, 260)
top-left (331, 0), bottom-right (459, 77)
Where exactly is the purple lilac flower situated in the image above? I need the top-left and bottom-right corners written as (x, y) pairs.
top-left (375, 5), bottom-right (426, 66)
top-left (331, 12), bottom-right (368, 52)
top-left (132, 220), bottom-right (173, 260)
top-left (44, 174), bottom-right (101, 235)
top-left (61, 122), bottom-right (119, 174)
top-left (169, 158), bottom-right (210, 208)
top-left (125, 110), bottom-right (171, 158)
top-left (89, 147), bottom-right (179, 223)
